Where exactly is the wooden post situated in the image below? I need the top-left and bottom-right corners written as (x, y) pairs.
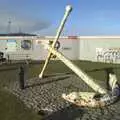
top-left (39, 5), bottom-right (72, 78)
top-left (19, 66), bottom-right (25, 89)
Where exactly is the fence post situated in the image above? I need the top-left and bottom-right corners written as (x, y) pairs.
top-left (19, 66), bottom-right (25, 89)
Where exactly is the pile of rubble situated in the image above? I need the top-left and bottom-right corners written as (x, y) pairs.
top-left (5, 73), bottom-right (120, 120)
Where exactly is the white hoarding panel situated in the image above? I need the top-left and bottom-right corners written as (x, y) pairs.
top-left (7, 40), bottom-right (16, 52)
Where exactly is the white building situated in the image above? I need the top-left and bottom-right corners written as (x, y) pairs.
top-left (0, 34), bottom-right (120, 63)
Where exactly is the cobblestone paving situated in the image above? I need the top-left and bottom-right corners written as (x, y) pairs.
top-left (4, 73), bottom-right (120, 120)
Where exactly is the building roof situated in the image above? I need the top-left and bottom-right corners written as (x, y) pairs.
top-left (0, 33), bottom-right (36, 36)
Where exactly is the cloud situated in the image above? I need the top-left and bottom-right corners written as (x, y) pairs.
top-left (0, 10), bottom-right (50, 33)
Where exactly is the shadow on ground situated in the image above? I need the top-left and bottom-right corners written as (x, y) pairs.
top-left (42, 104), bottom-right (85, 120)
top-left (85, 66), bottom-right (120, 73)
top-left (25, 76), bottom-right (71, 89)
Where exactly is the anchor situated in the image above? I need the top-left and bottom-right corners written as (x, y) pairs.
top-left (38, 5), bottom-right (120, 107)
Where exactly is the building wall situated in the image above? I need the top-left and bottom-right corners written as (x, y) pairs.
top-left (0, 40), bottom-right (7, 52)
top-left (32, 36), bottom-right (79, 60)
top-left (32, 38), bottom-right (48, 60)
top-left (0, 36), bottom-right (120, 63)
top-left (0, 38), bottom-right (33, 60)
top-left (79, 37), bottom-right (120, 63)
top-left (59, 38), bottom-right (79, 60)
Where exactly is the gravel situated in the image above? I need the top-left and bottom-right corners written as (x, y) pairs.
top-left (4, 73), bottom-right (120, 120)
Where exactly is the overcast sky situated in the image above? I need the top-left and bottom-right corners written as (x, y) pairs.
top-left (0, 0), bottom-right (120, 35)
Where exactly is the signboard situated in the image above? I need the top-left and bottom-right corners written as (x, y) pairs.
top-left (21, 40), bottom-right (31, 50)
top-left (7, 40), bottom-right (17, 52)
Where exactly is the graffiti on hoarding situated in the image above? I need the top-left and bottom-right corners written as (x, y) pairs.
top-left (96, 48), bottom-right (120, 63)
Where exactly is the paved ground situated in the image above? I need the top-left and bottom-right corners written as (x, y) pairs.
top-left (4, 72), bottom-right (120, 120)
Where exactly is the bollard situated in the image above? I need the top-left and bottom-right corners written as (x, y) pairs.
top-left (19, 66), bottom-right (25, 89)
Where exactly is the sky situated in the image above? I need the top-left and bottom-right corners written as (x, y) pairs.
top-left (0, 0), bottom-right (120, 36)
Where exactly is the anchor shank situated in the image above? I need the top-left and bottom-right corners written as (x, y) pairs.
top-left (45, 45), bottom-right (107, 94)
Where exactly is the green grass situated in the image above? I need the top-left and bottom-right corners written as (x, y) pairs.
top-left (29, 60), bottom-right (120, 82)
top-left (0, 89), bottom-right (42, 120)
top-left (0, 60), bottom-right (120, 120)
